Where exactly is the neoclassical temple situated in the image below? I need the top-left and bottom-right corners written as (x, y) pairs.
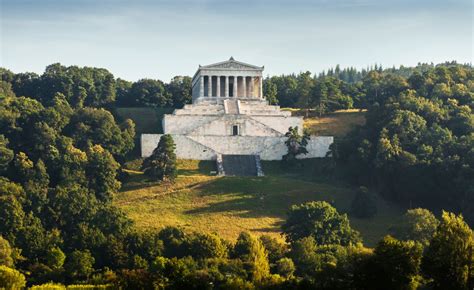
top-left (142, 58), bottom-right (333, 175)
top-left (192, 57), bottom-right (263, 101)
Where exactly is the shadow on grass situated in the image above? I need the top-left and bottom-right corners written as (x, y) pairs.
top-left (250, 220), bottom-right (285, 234)
top-left (184, 176), bottom-right (332, 219)
top-left (177, 160), bottom-right (217, 176)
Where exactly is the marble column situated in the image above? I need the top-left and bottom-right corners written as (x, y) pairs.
top-left (216, 76), bottom-right (221, 97)
top-left (208, 75), bottom-right (212, 97)
top-left (225, 76), bottom-right (229, 97)
top-left (199, 75), bottom-right (204, 97)
top-left (242, 76), bottom-right (247, 98)
top-left (233, 76), bottom-right (238, 97)
top-left (259, 77), bottom-right (263, 98)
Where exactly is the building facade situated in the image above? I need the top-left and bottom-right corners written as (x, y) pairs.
top-left (191, 56), bottom-right (263, 102)
top-left (141, 58), bottom-right (333, 161)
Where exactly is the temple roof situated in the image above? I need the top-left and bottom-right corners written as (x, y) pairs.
top-left (199, 57), bottom-right (264, 70)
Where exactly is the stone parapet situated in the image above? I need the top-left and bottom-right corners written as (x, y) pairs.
top-left (141, 134), bottom-right (333, 161)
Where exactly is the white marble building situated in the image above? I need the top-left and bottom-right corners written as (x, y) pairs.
top-left (141, 57), bottom-right (333, 161)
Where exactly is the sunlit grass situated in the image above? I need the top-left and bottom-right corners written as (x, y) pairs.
top-left (115, 159), bottom-right (403, 246)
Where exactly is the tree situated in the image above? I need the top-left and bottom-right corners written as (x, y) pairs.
top-left (282, 126), bottom-right (310, 165)
top-left (189, 233), bottom-right (228, 260)
top-left (421, 211), bottom-right (474, 290)
top-left (263, 77), bottom-right (278, 105)
top-left (45, 247), bottom-right (66, 271)
top-left (85, 145), bottom-right (121, 202)
top-left (127, 79), bottom-right (170, 107)
top-left (351, 186), bottom-right (377, 218)
top-left (232, 232), bottom-right (270, 283)
top-left (0, 81), bottom-right (16, 99)
top-left (282, 201), bottom-right (361, 245)
top-left (167, 76), bottom-right (192, 108)
top-left (391, 208), bottom-right (439, 246)
top-left (64, 107), bottom-right (135, 156)
top-left (0, 237), bottom-right (14, 267)
top-left (296, 71), bottom-right (315, 116)
top-left (259, 235), bottom-right (288, 265)
top-left (0, 179), bottom-right (26, 242)
top-left (65, 250), bottom-right (95, 281)
top-left (141, 134), bottom-right (177, 181)
top-left (275, 258), bottom-right (295, 279)
top-left (289, 236), bottom-right (319, 277)
top-left (0, 265), bottom-right (26, 289)
top-left (369, 236), bottom-right (423, 290)
top-left (0, 135), bottom-right (13, 174)
top-left (115, 78), bottom-right (133, 107)
top-left (158, 226), bottom-right (189, 258)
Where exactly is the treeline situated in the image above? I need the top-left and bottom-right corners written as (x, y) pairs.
top-left (263, 61), bottom-right (471, 112)
top-left (0, 64), bottom-right (192, 109)
top-left (332, 64), bottom-right (474, 225)
top-left (2, 62), bottom-right (469, 114)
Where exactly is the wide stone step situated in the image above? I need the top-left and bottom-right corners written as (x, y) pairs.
top-left (220, 154), bottom-right (263, 176)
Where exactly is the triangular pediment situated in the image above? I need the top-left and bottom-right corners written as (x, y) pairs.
top-left (201, 58), bottom-right (263, 70)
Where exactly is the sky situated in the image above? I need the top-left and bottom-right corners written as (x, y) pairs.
top-left (0, 0), bottom-right (472, 81)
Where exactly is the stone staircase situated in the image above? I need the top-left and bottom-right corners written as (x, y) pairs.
top-left (218, 154), bottom-right (264, 176)
top-left (224, 99), bottom-right (240, 114)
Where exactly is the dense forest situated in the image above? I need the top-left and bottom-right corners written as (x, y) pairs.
top-left (0, 62), bottom-right (472, 289)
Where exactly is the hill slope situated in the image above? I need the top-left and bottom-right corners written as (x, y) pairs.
top-left (116, 158), bottom-right (403, 247)
top-left (114, 109), bottom-right (400, 246)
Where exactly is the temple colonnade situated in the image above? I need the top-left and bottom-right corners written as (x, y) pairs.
top-left (198, 75), bottom-right (263, 98)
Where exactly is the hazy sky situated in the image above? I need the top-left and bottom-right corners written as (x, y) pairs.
top-left (1, 0), bottom-right (472, 81)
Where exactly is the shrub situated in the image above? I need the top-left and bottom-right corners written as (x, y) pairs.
top-left (351, 186), bottom-right (377, 218)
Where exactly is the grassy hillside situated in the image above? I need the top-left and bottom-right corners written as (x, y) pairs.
top-left (116, 159), bottom-right (403, 247)
top-left (114, 108), bottom-right (401, 246)
top-left (303, 109), bottom-right (366, 138)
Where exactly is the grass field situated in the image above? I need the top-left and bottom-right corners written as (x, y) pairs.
top-left (114, 108), bottom-right (401, 246)
top-left (116, 159), bottom-right (403, 247)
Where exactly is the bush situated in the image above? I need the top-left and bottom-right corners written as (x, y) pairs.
top-left (0, 265), bottom-right (26, 289)
top-left (351, 186), bottom-right (377, 218)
